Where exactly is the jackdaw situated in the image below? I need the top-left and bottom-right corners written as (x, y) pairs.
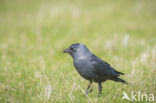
top-left (63, 43), bottom-right (127, 96)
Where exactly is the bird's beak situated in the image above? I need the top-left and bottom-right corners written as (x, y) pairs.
top-left (63, 48), bottom-right (70, 53)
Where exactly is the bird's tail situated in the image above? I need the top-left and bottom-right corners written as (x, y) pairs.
top-left (114, 70), bottom-right (124, 75)
top-left (113, 77), bottom-right (128, 84)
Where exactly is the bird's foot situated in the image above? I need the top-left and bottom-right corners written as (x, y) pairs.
top-left (97, 93), bottom-right (102, 97)
top-left (89, 89), bottom-right (93, 93)
top-left (85, 89), bottom-right (93, 95)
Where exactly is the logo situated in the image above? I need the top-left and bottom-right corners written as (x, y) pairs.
top-left (122, 91), bottom-right (155, 102)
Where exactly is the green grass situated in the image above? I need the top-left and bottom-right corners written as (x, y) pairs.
top-left (0, 0), bottom-right (156, 102)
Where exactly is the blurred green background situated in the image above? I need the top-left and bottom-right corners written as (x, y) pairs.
top-left (0, 0), bottom-right (156, 103)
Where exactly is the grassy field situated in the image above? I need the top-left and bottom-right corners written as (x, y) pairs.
top-left (0, 0), bottom-right (156, 102)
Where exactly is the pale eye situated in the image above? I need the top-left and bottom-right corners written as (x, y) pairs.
top-left (71, 47), bottom-right (76, 51)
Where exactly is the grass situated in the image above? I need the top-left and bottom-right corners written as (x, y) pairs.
top-left (0, 0), bottom-right (156, 102)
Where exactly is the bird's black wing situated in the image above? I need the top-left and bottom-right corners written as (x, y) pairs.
top-left (90, 55), bottom-right (123, 78)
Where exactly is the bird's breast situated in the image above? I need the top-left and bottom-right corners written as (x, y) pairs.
top-left (73, 58), bottom-right (96, 80)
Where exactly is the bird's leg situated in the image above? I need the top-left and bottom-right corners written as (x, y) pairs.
top-left (97, 82), bottom-right (102, 97)
top-left (85, 81), bottom-right (92, 95)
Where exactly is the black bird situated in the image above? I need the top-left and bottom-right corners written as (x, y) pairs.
top-left (63, 43), bottom-right (127, 96)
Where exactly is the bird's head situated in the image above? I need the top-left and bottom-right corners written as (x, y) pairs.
top-left (63, 43), bottom-right (91, 58)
